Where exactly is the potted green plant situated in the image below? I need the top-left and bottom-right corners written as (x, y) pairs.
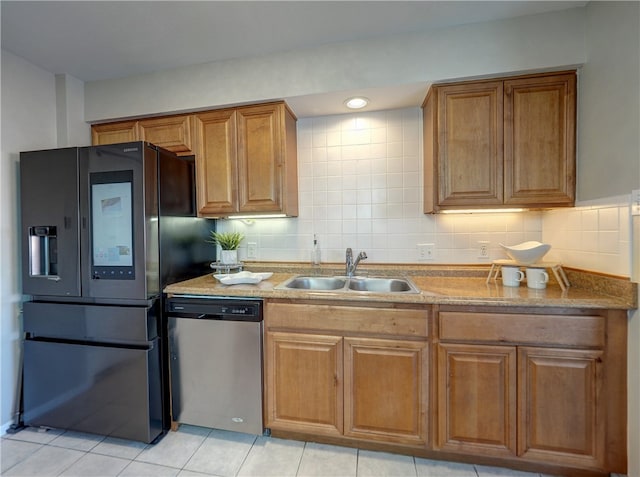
top-left (207, 231), bottom-right (244, 264)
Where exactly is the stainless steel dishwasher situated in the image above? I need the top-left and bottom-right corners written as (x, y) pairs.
top-left (166, 295), bottom-right (263, 435)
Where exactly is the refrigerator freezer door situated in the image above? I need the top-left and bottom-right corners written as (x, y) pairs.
top-left (23, 338), bottom-right (163, 444)
top-left (20, 148), bottom-right (81, 297)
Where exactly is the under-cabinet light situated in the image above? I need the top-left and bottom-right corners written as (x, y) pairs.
top-left (229, 214), bottom-right (287, 220)
top-left (440, 208), bottom-right (527, 214)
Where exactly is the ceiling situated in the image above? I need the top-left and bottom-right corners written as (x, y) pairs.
top-left (1, 1), bottom-right (586, 117)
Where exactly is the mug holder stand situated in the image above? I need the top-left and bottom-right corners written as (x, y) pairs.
top-left (487, 259), bottom-right (570, 292)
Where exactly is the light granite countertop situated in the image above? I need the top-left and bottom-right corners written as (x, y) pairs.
top-left (164, 262), bottom-right (637, 310)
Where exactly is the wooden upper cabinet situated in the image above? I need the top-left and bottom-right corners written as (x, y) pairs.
top-left (90, 100), bottom-right (299, 218)
top-left (237, 103), bottom-right (283, 213)
top-left (91, 114), bottom-right (195, 155)
top-left (431, 81), bottom-right (504, 208)
top-left (196, 102), bottom-right (298, 217)
top-left (138, 115), bottom-right (195, 155)
top-left (194, 109), bottom-right (238, 216)
top-left (423, 71), bottom-right (576, 213)
top-left (504, 73), bottom-right (576, 205)
top-left (91, 121), bottom-right (138, 145)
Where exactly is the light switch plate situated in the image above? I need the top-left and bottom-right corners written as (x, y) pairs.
top-left (632, 189), bottom-right (640, 216)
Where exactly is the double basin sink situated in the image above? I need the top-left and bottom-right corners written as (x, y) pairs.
top-left (276, 275), bottom-right (420, 294)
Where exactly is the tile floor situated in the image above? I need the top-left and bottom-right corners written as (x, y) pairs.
top-left (0, 425), bottom-right (625, 477)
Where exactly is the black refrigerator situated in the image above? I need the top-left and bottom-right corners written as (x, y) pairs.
top-left (19, 141), bottom-right (213, 443)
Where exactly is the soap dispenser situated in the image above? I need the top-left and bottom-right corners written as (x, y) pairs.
top-left (311, 234), bottom-right (321, 266)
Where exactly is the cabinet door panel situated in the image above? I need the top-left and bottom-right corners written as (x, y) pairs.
top-left (91, 121), bottom-right (138, 145)
top-left (139, 115), bottom-right (194, 155)
top-left (437, 343), bottom-right (516, 457)
top-left (344, 337), bottom-right (428, 446)
top-left (194, 110), bottom-right (238, 216)
top-left (265, 332), bottom-right (343, 436)
top-left (518, 347), bottom-right (604, 468)
top-left (504, 73), bottom-right (576, 205)
top-left (237, 104), bottom-right (281, 212)
top-left (437, 82), bottom-right (503, 206)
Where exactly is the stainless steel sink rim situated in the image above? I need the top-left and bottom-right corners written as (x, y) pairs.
top-left (275, 275), bottom-right (420, 294)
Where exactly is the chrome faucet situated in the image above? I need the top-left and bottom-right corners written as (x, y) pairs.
top-left (345, 248), bottom-right (367, 277)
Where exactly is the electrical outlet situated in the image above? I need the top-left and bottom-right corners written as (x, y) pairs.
top-left (417, 243), bottom-right (435, 260)
top-left (478, 241), bottom-right (490, 259)
top-left (247, 242), bottom-right (258, 259)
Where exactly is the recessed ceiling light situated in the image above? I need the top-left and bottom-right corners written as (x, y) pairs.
top-left (344, 97), bottom-right (369, 109)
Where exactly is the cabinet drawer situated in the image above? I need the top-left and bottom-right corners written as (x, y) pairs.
top-left (439, 312), bottom-right (604, 348)
top-left (266, 302), bottom-right (428, 338)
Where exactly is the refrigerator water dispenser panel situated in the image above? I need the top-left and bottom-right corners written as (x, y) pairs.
top-left (29, 226), bottom-right (58, 277)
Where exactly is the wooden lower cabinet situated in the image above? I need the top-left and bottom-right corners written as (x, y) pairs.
top-left (264, 301), bottom-right (429, 448)
top-left (518, 346), bottom-right (604, 468)
top-left (436, 343), bottom-right (517, 457)
top-left (435, 307), bottom-right (623, 474)
top-left (265, 302), bottom-right (626, 475)
top-left (344, 337), bottom-right (428, 445)
top-left (437, 342), bottom-right (604, 467)
top-left (265, 331), bottom-right (343, 436)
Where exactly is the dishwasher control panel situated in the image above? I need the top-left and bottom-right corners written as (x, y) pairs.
top-left (166, 296), bottom-right (263, 322)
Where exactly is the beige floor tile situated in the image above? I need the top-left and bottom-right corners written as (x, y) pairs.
top-left (1, 438), bottom-right (43, 473)
top-left (183, 429), bottom-right (256, 476)
top-left (357, 449), bottom-right (417, 477)
top-left (90, 435), bottom-right (147, 460)
top-left (415, 457), bottom-right (477, 477)
top-left (237, 436), bottom-right (305, 477)
top-left (2, 444), bottom-right (84, 476)
top-left (297, 442), bottom-right (358, 477)
top-left (134, 425), bottom-right (209, 469)
top-left (475, 464), bottom-right (540, 477)
top-left (59, 452), bottom-right (129, 476)
top-left (4, 427), bottom-right (64, 445)
top-left (49, 430), bottom-right (105, 452)
top-left (120, 460), bottom-right (181, 476)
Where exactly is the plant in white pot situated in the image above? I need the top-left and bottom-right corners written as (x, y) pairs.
top-left (207, 231), bottom-right (244, 265)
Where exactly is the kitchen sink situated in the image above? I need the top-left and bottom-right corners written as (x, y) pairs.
top-left (348, 277), bottom-right (417, 293)
top-left (282, 276), bottom-right (347, 290)
top-left (276, 275), bottom-right (419, 294)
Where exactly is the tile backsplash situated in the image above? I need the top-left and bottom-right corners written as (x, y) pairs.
top-left (543, 197), bottom-right (631, 276)
top-left (217, 107), bottom-right (630, 277)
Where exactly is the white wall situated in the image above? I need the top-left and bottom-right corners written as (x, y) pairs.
top-left (545, 2), bottom-right (640, 475)
top-left (577, 2), bottom-right (640, 202)
top-left (0, 50), bottom-right (58, 432)
top-left (55, 74), bottom-right (90, 147)
top-left (84, 7), bottom-right (586, 122)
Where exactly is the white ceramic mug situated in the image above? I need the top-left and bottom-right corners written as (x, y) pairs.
top-left (502, 266), bottom-right (525, 287)
top-left (526, 267), bottom-right (549, 289)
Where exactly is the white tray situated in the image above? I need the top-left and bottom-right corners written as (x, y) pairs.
top-left (213, 271), bottom-right (273, 285)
